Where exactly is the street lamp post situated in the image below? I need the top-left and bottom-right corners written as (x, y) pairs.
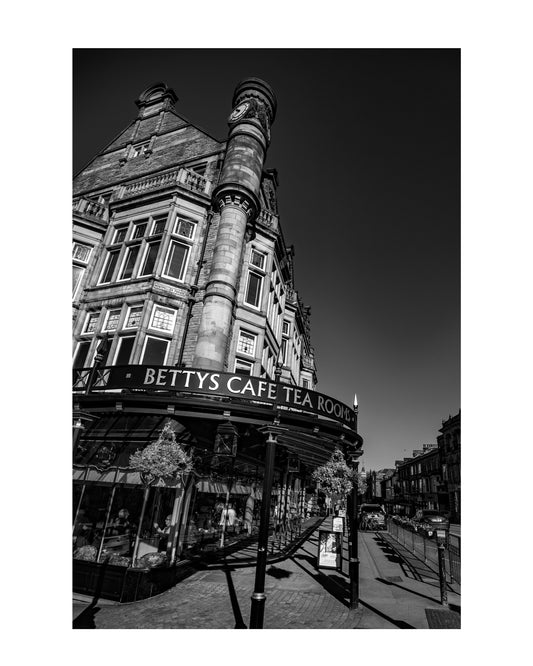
top-left (347, 449), bottom-right (363, 609)
top-left (249, 428), bottom-right (278, 629)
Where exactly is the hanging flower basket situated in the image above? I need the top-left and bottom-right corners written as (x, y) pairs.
top-left (129, 422), bottom-right (193, 487)
top-left (312, 448), bottom-right (357, 498)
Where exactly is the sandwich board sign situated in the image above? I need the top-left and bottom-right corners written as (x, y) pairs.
top-left (318, 530), bottom-right (342, 570)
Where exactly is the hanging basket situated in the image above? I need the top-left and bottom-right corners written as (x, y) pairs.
top-left (129, 423), bottom-right (193, 487)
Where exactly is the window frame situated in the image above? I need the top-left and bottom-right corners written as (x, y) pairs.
top-left (234, 358), bottom-right (254, 376)
top-left (117, 243), bottom-right (142, 281)
top-left (140, 335), bottom-right (170, 365)
top-left (162, 239), bottom-right (191, 283)
top-left (237, 330), bottom-right (257, 357)
top-left (123, 305), bottom-right (144, 330)
top-left (82, 311), bottom-right (100, 335)
top-left (99, 248), bottom-right (121, 284)
top-left (112, 335), bottom-right (136, 366)
top-left (149, 305), bottom-right (177, 333)
top-left (103, 308), bottom-right (122, 332)
top-left (244, 270), bottom-right (264, 309)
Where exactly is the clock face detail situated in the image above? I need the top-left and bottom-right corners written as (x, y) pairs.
top-left (229, 102), bottom-right (250, 122)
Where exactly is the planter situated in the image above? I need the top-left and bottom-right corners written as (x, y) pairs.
top-left (73, 558), bottom-right (193, 603)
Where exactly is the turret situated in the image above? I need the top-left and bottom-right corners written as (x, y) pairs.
top-left (193, 78), bottom-right (277, 370)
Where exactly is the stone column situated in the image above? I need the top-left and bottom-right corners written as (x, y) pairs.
top-left (193, 78), bottom-right (277, 370)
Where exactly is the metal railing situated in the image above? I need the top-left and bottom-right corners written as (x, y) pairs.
top-left (387, 518), bottom-right (461, 584)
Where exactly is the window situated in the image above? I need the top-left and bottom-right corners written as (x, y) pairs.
top-left (174, 218), bottom-right (195, 239)
top-left (114, 336), bottom-right (135, 365)
top-left (113, 226), bottom-right (128, 244)
top-left (282, 320), bottom-right (290, 336)
top-left (149, 306), bottom-right (177, 333)
top-left (131, 141), bottom-right (150, 158)
top-left (141, 336), bottom-right (169, 365)
top-left (250, 249), bottom-right (265, 270)
top-left (83, 312), bottom-right (100, 335)
top-left (235, 358), bottom-right (253, 375)
top-left (118, 245), bottom-right (141, 281)
top-left (72, 242), bottom-right (92, 299)
top-left (73, 341), bottom-right (91, 369)
top-left (124, 306), bottom-right (143, 329)
top-left (99, 249), bottom-right (120, 284)
top-left (151, 217), bottom-right (167, 235)
top-left (302, 378), bottom-right (310, 389)
top-left (103, 309), bottom-right (121, 332)
top-left (237, 331), bottom-right (256, 356)
top-left (245, 271), bottom-right (263, 308)
top-left (72, 242), bottom-right (92, 263)
top-left (73, 265), bottom-right (84, 298)
top-left (132, 221), bottom-right (148, 239)
top-left (163, 241), bottom-right (190, 282)
top-left (139, 241), bottom-right (161, 276)
top-left (280, 338), bottom-right (288, 365)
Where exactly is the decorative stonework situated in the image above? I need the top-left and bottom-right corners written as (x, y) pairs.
top-left (214, 191), bottom-right (256, 219)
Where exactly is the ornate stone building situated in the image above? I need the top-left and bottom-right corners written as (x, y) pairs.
top-left (72, 78), bottom-right (361, 603)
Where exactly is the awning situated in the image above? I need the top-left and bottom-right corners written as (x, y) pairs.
top-left (195, 479), bottom-right (260, 496)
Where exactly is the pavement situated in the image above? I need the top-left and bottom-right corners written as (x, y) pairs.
top-left (73, 517), bottom-right (461, 629)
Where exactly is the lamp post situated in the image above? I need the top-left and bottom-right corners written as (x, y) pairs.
top-left (249, 427), bottom-right (278, 629)
top-left (347, 448), bottom-right (363, 609)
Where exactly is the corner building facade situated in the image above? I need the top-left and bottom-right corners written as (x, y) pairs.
top-left (72, 79), bottom-right (361, 602)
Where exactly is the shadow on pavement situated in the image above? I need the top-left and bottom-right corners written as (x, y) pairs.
top-left (375, 577), bottom-right (440, 604)
top-left (290, 554), bottom-right (350, 608)
top-left (222, 563), bottom-right (247, 629)
top-left (73, 561), bottom-right (108, 629)
top-left (267, 565), bottom-right (293, 579)
top-left (357, 599), bottom-right (416, 629)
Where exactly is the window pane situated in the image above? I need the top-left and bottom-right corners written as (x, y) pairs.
top-left (151, 307), bottom-right (176, 332)
top-left (73, 265), bottom-right (84, 297)
top-left (73, 243), bottom-right (91, 262)
top-left (163, 242), bottom-right (188, 281)
top-left (250, 250), bottom-right (265, 269)
top-left (114, 337), bottom-right (135, 365)
top-left (100, 250), bottom-right (120, 283)
top-left (245, 272), bottom-right (262, 307)
top-left (73, 341), bottom-right (91, 368)
top-left (152, 219), bottom-right (166, 235)
top-left (125, 306), bottom-right (143, 328)
top-left (142, 337), bottom-right (169, 365)
top-left (235, 359), bottom-right (253, 376)
top-left (119, 245), bottom-right (140, 280)
top-left (175, 219), bottom-right (195, 239)
top-left (139, 241), bottom-right (161, 276)
top-left (114, 227), bottom-right (128, 243)
top-left (104, 309), bottom-right (121, 331)
top-left (84, 313), bottom-right (99, 334)
top-left (237, 332), bottom-right (256, 355)
top-left (132, 222), bottom-right (147, 239)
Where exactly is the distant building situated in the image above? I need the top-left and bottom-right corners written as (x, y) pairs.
top-left (438, 412), bottom-right (461, 522)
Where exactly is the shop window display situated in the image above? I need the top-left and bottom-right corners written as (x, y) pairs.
top-left (73, 483), bottom-right (176, 566)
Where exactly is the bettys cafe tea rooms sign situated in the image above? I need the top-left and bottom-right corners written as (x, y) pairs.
top-left (103, 366), bottom-right (356, 429)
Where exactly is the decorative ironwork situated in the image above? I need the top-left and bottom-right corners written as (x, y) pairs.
top-left (214, 421), bottom-right (238, 457)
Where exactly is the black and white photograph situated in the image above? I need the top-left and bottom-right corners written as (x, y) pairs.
top-left (6, 5), bottom-right (530, 654)
top-left (71, 48), bottom-right (461, 630)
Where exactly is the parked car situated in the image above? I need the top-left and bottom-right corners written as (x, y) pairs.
top-left (358, 504), bottom-right (386, 530)
top-left (410, 510), bottom-right (449, 537)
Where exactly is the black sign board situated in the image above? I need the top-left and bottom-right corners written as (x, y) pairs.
top-left (99, 366), bottom-right (357, 429)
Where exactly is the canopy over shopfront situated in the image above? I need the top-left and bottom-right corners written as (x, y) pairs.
top-left (72, 365), bottom-right (362, 605)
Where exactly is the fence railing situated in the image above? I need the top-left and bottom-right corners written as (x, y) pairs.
top-left (387, 518), bottom-right (461, 584)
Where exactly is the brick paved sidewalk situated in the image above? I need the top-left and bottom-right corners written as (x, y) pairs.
top-left (73, 520), bottom-right (460, 629)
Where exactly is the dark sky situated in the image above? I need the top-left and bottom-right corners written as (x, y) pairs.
top-left (73, 48), bottom-right (460, 470)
